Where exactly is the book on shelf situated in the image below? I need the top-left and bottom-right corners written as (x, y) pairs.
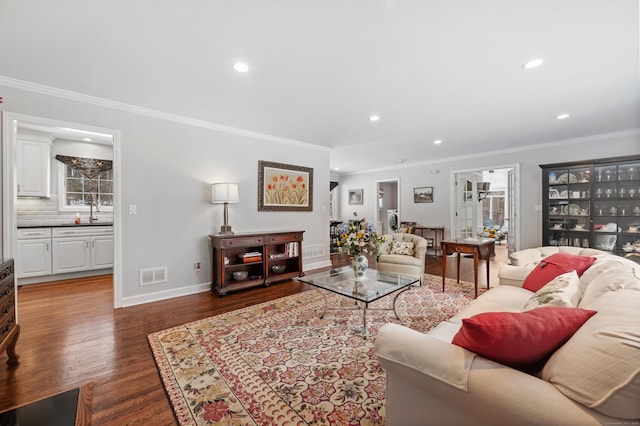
top-left (239, 251), bottom-right (261, 258)
top-left (269, 253), bottom-right (287, 260)
top-left (240, 256), bottom-right (262, 263)
top-left (285, 242), bottom-right (299, 257)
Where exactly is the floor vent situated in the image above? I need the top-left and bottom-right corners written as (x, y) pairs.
top-left (139, 266), bottom-right (168, 286)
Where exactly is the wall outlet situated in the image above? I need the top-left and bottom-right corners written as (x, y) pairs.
top-left (194, 261), bottom-right (201, 271)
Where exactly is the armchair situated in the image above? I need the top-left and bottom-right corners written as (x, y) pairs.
top-left (376, 233), bottom-right (428, 283)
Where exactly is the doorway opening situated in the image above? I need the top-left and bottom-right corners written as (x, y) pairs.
top-left (375, 178), bottom-right (400, 235)
top-left (452, 165), bottom-right (519, 254)
top-left (2, 112), bottom-right (121, 307)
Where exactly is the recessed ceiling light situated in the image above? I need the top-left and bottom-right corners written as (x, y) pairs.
top-left (369, 115), bottom-right (380, 122)
top-left (433, 139), bottom-right (443, 145)
top-left (556, 113), bottom-right (571, 120)
top-left (233, 62), bottom-right (249, 73)
top-left (523, 58), bottom-right (544, 69)
top-left (82, 137), bottom-right (93, 142)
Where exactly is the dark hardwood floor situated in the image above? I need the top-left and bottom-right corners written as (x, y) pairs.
top-left (0, 245), bottom-right (508, 424)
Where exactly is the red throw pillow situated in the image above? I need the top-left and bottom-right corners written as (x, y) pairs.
top-left (522, 253), bottom-right (596, 292)
top-left (451, 306), bottom-right (597, 373)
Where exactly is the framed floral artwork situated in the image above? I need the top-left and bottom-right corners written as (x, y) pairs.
top-left (258, 160), bottom-right (313, 211)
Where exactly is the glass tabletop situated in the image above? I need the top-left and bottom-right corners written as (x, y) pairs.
top-left (297, 266), bottom-right (419, 303)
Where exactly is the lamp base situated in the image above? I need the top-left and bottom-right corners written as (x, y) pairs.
top-left (218, 225), bottom-right (234, 236)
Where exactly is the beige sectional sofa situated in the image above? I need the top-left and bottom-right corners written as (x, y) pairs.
top-left (375, 246), bottom-right (640, 425)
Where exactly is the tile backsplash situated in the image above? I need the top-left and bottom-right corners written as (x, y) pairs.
top-left (16, 195), bottom-right (113, 227)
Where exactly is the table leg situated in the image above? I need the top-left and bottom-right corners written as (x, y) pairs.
top-left (362, 305), bottom-right (367, 339)
top-left (486, 255), bottom-right (490, 290)
top-left (441, 245), bottom-right (447, 292)
top-left (473, 250), bottom-right (479, 298)
top-left (456, 252), bottom-right (461, 283)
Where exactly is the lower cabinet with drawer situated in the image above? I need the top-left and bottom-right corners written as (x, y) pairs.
top-left (0, 258), bottom-right (20, 365)
top-left (209, 231), bottom-right (304, 295)
top-left (16, 226), bottom-right (113, 279)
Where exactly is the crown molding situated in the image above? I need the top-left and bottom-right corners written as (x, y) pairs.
top-left (346, 128), bottom-right (640, 175)
top-left (0, 75), bottom-right (329, 151)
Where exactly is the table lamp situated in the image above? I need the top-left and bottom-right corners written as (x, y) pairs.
top-left (211, 182), bottom-right (239, 236)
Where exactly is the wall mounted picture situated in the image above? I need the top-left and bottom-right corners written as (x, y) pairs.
top-left (348, 189), bottom-right (363, 205)
top-left (258, 160), bottom-right (313, 211)
top-left (414, 186), bottom-right (433, 203)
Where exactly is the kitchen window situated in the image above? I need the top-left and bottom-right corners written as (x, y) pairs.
top-left (58, 163), bottom-right (113, 211)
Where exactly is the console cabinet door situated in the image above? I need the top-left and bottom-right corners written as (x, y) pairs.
top-left (52, 237), bottom-right (91, 273)
top-left (91, 236), bottom-right (114, 269)
top-left (16, 238), bottom-right (52, 278)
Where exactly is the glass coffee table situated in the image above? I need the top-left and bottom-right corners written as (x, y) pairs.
top-left (297, 266), bottom-right (420, 338)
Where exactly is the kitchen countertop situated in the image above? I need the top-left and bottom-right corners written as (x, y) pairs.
top-left (18, 223), bottom-right (113, 229)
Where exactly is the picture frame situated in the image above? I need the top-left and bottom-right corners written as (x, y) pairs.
top-left (414, 186), bottom-right (433, 203)
top-left (258, 160), bottom-right (313, 211)
top-left (348, 189), bottom-right (363, 205)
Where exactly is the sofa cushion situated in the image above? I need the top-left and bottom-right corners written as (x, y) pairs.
top-left (578, 266), bottom-right (640, 308)
top-left (522, 253), bottom-right (596, 292)
top-left (389, 240), bottom-right (414, 256)
top-left (451, 306), bottom-right (596, 373)
top-left (542, 290), bottom-right (640, 419)
top-left (523, 271), bottom-right (581, 310)
top-left (448, 285), bottom-right (532, 324)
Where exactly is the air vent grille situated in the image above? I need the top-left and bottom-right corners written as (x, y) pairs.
top-left (139, 266), bottom-right (168, 286)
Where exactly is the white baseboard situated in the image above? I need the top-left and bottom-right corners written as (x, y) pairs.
top-left (121, 282), bottom-right (211, 307)
top-left (303, 259), bottom-right (332, 272)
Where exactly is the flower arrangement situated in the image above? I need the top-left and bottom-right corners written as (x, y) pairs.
top-left (336, 219), bottom-right (386, 259)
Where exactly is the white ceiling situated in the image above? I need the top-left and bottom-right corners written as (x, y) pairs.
top-left (1, 1), bottom-right (638, 174)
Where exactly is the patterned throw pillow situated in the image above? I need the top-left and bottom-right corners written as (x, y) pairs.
top-left (390, 241), bottom-right (414, 256)
top-left (523, 271), bottom-right (581, 310)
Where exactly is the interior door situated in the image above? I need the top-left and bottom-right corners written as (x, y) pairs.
top-left (507, 168), bottom-right (517, 254)
top-left (455, 173), bottom-right (479, 239)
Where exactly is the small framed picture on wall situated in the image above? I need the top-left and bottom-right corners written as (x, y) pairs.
top-left (348, 189), bottom-right (363, 205)
top-left (414, 186), bottom-right (433, 203)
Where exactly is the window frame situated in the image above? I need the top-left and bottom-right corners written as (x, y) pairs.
top-left (57, 162), bottom-right (114, 212)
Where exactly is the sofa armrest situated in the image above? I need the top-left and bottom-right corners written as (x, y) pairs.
top-left (498, 264), bottom-right (535, 287)
top-left (375, 323), bottom-right (474, 390)
top-left (376, 323), bottom-right (611, 426)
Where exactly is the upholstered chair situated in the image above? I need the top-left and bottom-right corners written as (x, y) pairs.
top-left (376, 233), bottom-right (428, 283)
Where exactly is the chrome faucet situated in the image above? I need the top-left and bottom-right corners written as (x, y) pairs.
top-left (89, 196), bottom-right (99, 223)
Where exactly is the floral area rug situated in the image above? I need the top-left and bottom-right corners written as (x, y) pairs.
top-left (148, 274), bottom-right (484, 425)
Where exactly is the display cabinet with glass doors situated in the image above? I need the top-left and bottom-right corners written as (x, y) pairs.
top-left (541, 155), bottom-right (640, 260)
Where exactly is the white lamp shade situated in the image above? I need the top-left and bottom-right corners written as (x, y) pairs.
top-left (211, 183), bottom-right (239, 203)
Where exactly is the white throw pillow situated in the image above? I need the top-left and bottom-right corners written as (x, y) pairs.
top-left (542, 289), bottom-right (640, 419)
top-left (523, 271), bottom-right (581, 310)
top-left (390, 241), bottom-right (414, 256)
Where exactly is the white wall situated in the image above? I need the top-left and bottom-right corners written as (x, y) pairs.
top-left (1, 84), bottom-right (331, 306)
top-left (337, 131), bottom-right (640, 250)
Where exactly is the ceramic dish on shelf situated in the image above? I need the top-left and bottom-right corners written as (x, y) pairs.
top-left (557, 173), bottom-right (577, 184)
top-left (271, 264), bottom-right (287, 274)
top-left (627, 225), bottom-right (640, 233)
top-left (549, 189), bottom-right (560, 199)
top-left (563, 204), bottom-right (580, 216)
top-left (233, 271), bottom-right (249, 281)
top-left (572, 224), bottom-right (587, 231)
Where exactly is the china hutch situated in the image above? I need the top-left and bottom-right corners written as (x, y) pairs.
top-left (540, 155), bottom-right (640, 259)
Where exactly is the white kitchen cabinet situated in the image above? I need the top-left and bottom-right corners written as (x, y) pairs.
top-left (52, 227), bottom-right (113, 274)
top-left (15, 228), bottom-right (52, 278)
top-left (90, 235), bottom-right (114, 269)
top-left (17, 138), bottom-right (51, 198)
top-left (52, 237), bottom-right (91, 274)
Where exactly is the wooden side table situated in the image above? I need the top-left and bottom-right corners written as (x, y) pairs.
top-left (440, 239), bottom-right (494, 298)
top-left (412, 226), bottom-right (445, 258)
